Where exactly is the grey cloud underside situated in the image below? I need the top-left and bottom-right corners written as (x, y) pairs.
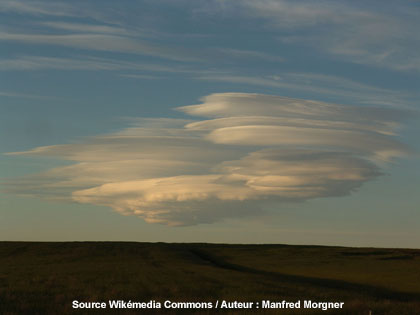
top-left (5, 93), bottom-right (410, 226)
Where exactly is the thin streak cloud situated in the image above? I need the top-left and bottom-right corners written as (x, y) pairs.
top-left (0, 32), bottom-right (199, 62)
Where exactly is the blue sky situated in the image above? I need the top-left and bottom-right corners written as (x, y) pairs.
top-left (0, 0), bottom-right (419, 247)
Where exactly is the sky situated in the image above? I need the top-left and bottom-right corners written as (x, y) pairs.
top-left (0, 0), bottom-right (419, 247)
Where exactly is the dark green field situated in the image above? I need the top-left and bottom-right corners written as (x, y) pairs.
top-left (1, 242), bottom-right (420, 314)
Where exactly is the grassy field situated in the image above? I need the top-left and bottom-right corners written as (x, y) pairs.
top-left (1, 242), bottom-right (420, 314)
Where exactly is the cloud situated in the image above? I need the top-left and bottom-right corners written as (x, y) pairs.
top-left (0, 55), bottom-right (207, 73)
top-left (212, 48), bottom-right (285, 63)
top-left (179, 93), bottom-right (410, 161)
top-left (196, 73), bottom-right (413, 107)
top-left (0, 0), bottom-right (127, 27)
top-left (3, 1), bottom-right (419, 71)
top-left (208, 0), bottom-right (420, 72)
top-left (40, 22), bottom-right (131, 35)
top-left (0, 90), bottom-right (53, 99)
top-left (0, 31), bottom-right (199, 62)
top-left (4, 93), bottom-right (411, 225)
top-left (179, 93), bottom-right (408, 125)
top-left (0, 0), bottom-right (76, 16)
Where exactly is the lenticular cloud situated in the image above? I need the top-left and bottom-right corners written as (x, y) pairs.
top-left (5, 93), bottom-right (410, 225)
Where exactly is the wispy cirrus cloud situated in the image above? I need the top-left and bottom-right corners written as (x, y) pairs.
top-left (0, 0), bottom-right (126, 27)
top-left (0, 0), bottom-right (76, 16)
top-left (40, 22), bottom-right (132, 36)
top-left (0, 31), bottom-right (200, 62)
top-left (2, 0), bottom-right (419, 71)
top-left (0, 1), bottom-right (201, 62)
top-left (4, 93), bottom-right (411, 226)
top-left (206, 0), bottom-right (420, 72)
top-left (0, 90), bottom-right (54, 99)
top-left (212, 48), bottom-right (285, 63)
top-left (0, 55), bottom-right (208, 73)
top-left (1, 54), bottom-right (413, 109)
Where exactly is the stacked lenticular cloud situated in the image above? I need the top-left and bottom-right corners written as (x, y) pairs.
top-left (6, 93), bottom-right (410, 225)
